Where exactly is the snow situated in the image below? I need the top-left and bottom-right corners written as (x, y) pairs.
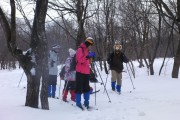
top-left (0, 58), bottom-right (180, 120)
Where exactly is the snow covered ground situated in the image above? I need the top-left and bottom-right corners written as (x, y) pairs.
top-left (0, 58), bottom-right (180, 120)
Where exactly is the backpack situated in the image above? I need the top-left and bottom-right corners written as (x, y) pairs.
top-left (69, 47), bottom-right (84, 72)
top-left (69, 54), bottom-right (76, 72)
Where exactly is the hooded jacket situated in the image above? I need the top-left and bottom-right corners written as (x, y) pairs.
top-left (75, 43), bottom-right (90, 74)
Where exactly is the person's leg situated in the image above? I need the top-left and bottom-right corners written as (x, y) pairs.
top-left (116, 72), bottom-right (122, 93)
top-left (51, 75), bottom-right (57, 98)
top-left (52, 85), bottom-right (56, 98)
top-left (48, 75), bottom-right (52, 97)
top-left (48, 85), bottom-right (52, 97)
top-left (75, 93), bottom-right (81, 107)
top-left (75, 72), bottom-right (83, 107)
top-left (83, 92), bottom-right (90, 108)
top-left (111, 70), bottom-right (117, 91)
top-left (83, 74), bottom-right (90, 108)
top-left (69, 81), bottom-right (75, 101)
top-left (70, 90), bottom-right (75, 102)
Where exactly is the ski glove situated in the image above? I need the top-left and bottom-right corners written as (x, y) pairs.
top-left (86, 51), bottom-right (96, 59)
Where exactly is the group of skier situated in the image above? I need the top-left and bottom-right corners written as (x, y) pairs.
top-left (47, 37), bottom-right (129, 110)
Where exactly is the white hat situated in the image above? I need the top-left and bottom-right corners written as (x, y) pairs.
top-left (86, 37), bottom-right (94, 45)
top-left (52, 44), bottom-right (61, 49)
top-left (69, 48), bottom-right (76, 57)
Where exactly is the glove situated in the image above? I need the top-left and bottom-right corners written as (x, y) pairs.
top-left (51, 60), bottom-right (55, 67)
top-left (86, 51), bottom-right (96, 59)
top-left (88, 51), bottom-right (96, 58)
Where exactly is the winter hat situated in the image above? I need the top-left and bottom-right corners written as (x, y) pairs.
top-left (85, 37), bottom-right (94, 45)
top-left (69, 48), bottom-right (76, 57)
top-left (52, 44), bottom-right (61, 49)
top-left (113, 40), bottom-right (122, 51)
top-left (115, 40), bottom-right (121, 45)
top-left (52, 44), bottom-right (61, 53)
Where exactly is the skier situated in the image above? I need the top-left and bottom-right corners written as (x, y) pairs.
top-left (107, 40), bottom-right (129, 94)
top-left (75, 37), bottom-right (95, 109)
top-left (48, 44), bottom-right (61, 98)
top-left (62, 48), bottom-right (76, 102)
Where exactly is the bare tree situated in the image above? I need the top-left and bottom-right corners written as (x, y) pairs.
top-left (0, 0), bottom-right (49, 109)
top-left (49, 0), bottom-right (93, 48)
top-left (153, 0), bottom-right (180, 78)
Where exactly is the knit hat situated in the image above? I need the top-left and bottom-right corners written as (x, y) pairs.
top-left (85, 37), bottom-right (94, 45)
top-left (52, 44), bottom-right (61, 53)
top-left (52, 44), bottom-right (60, 49)
top-left (69, 48), bottom-right (76, 57)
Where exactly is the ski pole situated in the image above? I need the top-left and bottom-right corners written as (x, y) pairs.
top-left (94, 82), bottom-right (97, 106)
top-left (59, 78), bottom-right (61, 98)
top-left (126, 63), bottom-right (135, 90)
top-left (128, 62), bottom-right (135, 78)
top-left (104, 73), bottom-right (109, 93)
top-left (93, 61), bottom-right (111, 103)
top-left (17, 71), bottom-right (24, 87)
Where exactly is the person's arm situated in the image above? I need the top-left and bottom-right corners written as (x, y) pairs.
top-left (76, 48), bottom-right (86, 64)
top-left (122, 53), bottom-right (129, 63)
top-left (107, 53), bottom-right (112, 64)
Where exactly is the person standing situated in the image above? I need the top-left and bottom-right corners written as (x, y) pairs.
top-left (75, 37), bottom-right (94, 109)
top-left (48, 44), bottom-right (61, 98)
top-left (62, 48), bottom-right (76, 102)
top-left (107, 40), bottom-right (129, 94)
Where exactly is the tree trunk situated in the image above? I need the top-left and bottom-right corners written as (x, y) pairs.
top-left (40, 43), bottom-right (49, 109)
top-left (172, 0), bottom-right (180, 78)
top-left (172, 41), bottom-right (180, 78)
top-left (28, 0), bottom-right (49, 109)
top-left (0, 0), bottom-right (49, 109)
top-left (25, 73), bottom-right (40, 108)
top-left (149, 63), bottom-right (154, 75)
top-left (76, 0), bottom-right (86, 48)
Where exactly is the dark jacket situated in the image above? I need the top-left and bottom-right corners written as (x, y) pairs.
top-left (107, 52), bottom-right (129, 73)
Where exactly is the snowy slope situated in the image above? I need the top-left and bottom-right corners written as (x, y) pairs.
top-left (0, 58), bottom-right (180, 120)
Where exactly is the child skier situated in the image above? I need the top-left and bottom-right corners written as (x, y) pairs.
top-left (62, 48), bottom-right (76, 102)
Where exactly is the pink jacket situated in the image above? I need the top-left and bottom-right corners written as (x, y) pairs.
top-left (76, 43), bottom-right (90, 74)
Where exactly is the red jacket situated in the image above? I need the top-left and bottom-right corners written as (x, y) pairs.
top-left (76, 43), bottom-right (90, 74)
